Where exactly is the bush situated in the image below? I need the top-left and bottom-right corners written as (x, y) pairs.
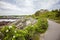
top-left (0, 18), bottom-right (48, 40)
top-left (35, 18), bottom-right (48, 33)
top-left (24, 17), bottom-right (48, 40)
top-left (0, 25), bottom-right (27, 40)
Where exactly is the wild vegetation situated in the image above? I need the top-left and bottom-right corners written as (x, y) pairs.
top-left (33, 9), bottom-right (60, 23)
top-left (0, 17), bottom-right (48, 40)
top-left (2, 9), bottom-right (60, 40)
top-left (0, 8), bottom-right (60, 40)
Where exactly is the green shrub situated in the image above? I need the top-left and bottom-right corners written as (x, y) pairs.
top-left (24, 17), bottom-right (48, 40)
top-left (35, 18), bottom-right (48, 33)
top-left (0, 25), bottom-right (27, 40)
top-left (0, 17), bottom-right (48, 40)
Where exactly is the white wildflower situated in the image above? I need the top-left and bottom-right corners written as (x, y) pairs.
top-left (9, 26), bottom-right (12, 29)
top-left (14, 31), bottom-right (17, 33)
top-left (6, 30), bottom-right (9, 32)
top-left (31, 25), bottom-right (34, 27)
top-left (13, 35), bottom-right (15, 38)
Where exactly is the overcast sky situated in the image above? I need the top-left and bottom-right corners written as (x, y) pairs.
top-left (0, 0), bottom-right (60, 15)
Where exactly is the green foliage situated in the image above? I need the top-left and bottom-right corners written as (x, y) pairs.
top-left (34, 11), bottom-right (41, 17)
top-left (47, 9), bottom-right (60, 20)
top-left (23, 18), bottom-right (48, 40)
top-left (36, 18), bottom-right (48, 33)
top-left (0, 9), bottom-right (49, 40)
top-left (0, 25), bottom-right (27, 40)
top-left (34, 9), bottom-right (60, 20)
top-left (0, 16), bottom-right (3, 18)
top-left (0, 17), bottom-right (48, 40)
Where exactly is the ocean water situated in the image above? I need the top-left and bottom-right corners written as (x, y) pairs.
top-left (0, 19), bottom-right (17, 22)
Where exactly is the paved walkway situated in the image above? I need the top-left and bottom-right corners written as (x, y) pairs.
top-left (40, 20), bottom-right (60, 40)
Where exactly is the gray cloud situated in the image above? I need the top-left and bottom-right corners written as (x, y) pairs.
top-left (0, 0), bottom-right (60, 15)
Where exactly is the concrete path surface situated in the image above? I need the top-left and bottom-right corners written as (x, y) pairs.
top-left (40, 20), bottom-right (60, 40)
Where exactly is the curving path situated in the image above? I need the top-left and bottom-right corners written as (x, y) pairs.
top-left (40, 20), bottom-right (60, 40)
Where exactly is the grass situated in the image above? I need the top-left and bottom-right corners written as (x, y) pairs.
top-left (54, 20), bottom-right (60, 23)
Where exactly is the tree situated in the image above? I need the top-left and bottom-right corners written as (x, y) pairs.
top-left (35, 11), bottom-right (40, 16)
top-left (56, 10), bottom-right (60, 17)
